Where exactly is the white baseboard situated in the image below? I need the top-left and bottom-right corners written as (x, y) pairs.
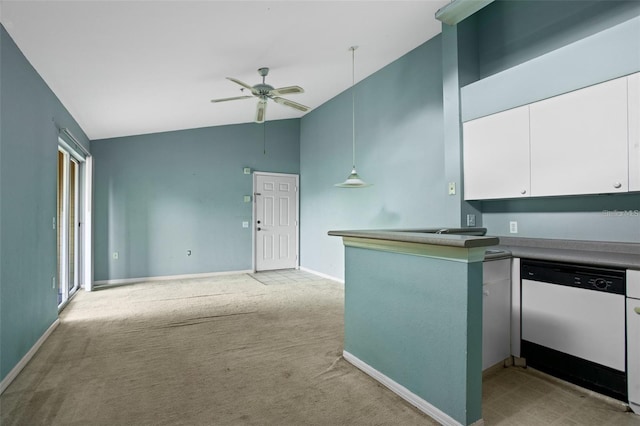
top-left (343, 351), bottom-right (484, 426)
top-left (1, 319), bottom-right (60, 395)
top-left (93, 269), bottom-right (253, 287)
top-left (299, 266), bottom-right (344, 284)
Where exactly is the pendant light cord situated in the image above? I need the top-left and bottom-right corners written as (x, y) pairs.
top-left (351, 46), bottom-right (357, 170)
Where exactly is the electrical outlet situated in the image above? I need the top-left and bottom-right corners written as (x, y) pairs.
top-left (448, 182), bottom-right (456, 195)
top-left (466, 214), bottom-right (476, 227)
top-left (113, 252), bottom-right (119, 260)
top-left (509, 221), bottom-right (518, 234)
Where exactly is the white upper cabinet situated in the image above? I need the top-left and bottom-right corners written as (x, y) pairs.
top-left (463, 106), bottom-right (531, 200)
top-left (529, 77), bottom-right (629, 196)
top-left (629, 73), bottom-right (640, 192)
top-left (462, 73), bottom-right (639, 200)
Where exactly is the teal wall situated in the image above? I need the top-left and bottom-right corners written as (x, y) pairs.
top-left (91, 120), bottom-right (299, 281)
top-left (474, 0), bottom-right (640, 80)
top-left (299, 37), bottom-right (452, 280)
top-left (458, 1), bottom-right (640, 242)
top-left (0, 26), bottom-right (90, 381)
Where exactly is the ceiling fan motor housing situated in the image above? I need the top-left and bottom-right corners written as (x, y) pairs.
top-left (253, 83), bottom-right (274, 95)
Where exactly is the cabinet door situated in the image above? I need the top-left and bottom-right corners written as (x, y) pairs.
top-left (463, 106), bottom-right (530, 200)
top-left (628, 298), bottom-right (640, 408)
top-left (482, 259), bottom-right (511, 370)
top-left (629, 73), bottom-right (640, 192)
top-left (529, 77), bottom-right (628, 196)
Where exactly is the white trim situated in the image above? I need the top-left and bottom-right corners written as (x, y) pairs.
top-left (299, 266), bottom-right (344, 284)
top-left (343, 351), bottom-right (484, 426)
top-left (1, 319), bottom-right (60, 395)
top-left (93, 269), bottom-right (253, 287)
top-left (83, 156), bottom-right (93, 292)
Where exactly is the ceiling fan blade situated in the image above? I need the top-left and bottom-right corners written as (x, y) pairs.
top-left (255, 100), bottom-right (267, 123)
top-left (270, 86), bottom-right (304, 96)
top-left (226, 77), bottom-right (254, 91)
top-left (273, 97), bottom-right (310, 112)
top-left (210, 95), bottom-right (253, 103)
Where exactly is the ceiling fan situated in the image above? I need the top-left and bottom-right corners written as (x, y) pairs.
top-left (211, 67), bottom-right (310, 123)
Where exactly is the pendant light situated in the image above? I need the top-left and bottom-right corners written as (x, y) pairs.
top-left (335, 46), bottom-right (371, 188)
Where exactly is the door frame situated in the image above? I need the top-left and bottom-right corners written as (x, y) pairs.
top-left (58, 136), bottom-right (93, 302)
top-left (252, 172), bottom-right (300, 272)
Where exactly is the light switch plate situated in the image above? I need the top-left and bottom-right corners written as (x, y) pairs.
top-left (243, 167), bottom-right (251, 175)
top-left (242, 221), bottom-right (249, 228)
top-left (243, 195), bottom-right (251, 203)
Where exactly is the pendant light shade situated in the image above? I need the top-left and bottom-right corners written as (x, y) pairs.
top-left (335, 46), bottom-right (371, 188)
top-left (336, 168), bottom-right (369, 188)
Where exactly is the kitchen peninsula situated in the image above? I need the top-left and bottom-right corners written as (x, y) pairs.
top-left (328, 229), bottom-right (499, 426)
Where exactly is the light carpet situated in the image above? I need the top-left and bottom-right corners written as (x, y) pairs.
top-left (0, 273), bottom-right (436, 425)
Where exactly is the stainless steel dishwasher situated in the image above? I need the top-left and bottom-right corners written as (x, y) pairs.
top-left (520, 259), bottom-right (627, 401)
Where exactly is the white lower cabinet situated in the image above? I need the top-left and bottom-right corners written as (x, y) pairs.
top-left (628, 270), bottom-right (640, 414)
top-left (483, 259), bottom-right (511, 370)
top-left (627, 298), bottom-right (640, 413)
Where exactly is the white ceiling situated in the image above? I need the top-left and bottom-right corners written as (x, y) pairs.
top-left (1, 1), bottom-right (448, 140)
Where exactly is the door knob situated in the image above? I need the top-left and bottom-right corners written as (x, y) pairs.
top-left (613, 182), bottom-right (622, 189)
top-left (257, 227), bottom-right (262, 231)
top-left (257, 220), bottom-right (261, 224)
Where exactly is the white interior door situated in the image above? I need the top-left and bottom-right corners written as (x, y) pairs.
top-left (254, 173), bottom-right (299, 271)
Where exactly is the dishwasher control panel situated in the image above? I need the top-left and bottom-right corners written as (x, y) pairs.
top-left (521, 259), bottom-right (626, 295)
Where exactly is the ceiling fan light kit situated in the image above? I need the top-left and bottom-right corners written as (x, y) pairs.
top-left (336, 46), bottom-right (371, 188)
top-left (211, 67), bottom-right (309, 123)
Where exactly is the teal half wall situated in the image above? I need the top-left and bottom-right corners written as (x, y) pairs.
top-left (343, 246), bottom-right (483, 424)
top-left (91, 120), bottom-right (299, 282)
top-left (299, 37), bottom-right (452, 281)
top-left (0, 26), bottom-right (90, 382)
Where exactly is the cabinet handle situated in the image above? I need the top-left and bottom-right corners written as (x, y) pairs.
top-left (613, 182), bottom-right (622, 189)
top-left (635, 307), bottom-right (640, 315)
top-left (520, 189), bottom-right (527, 195)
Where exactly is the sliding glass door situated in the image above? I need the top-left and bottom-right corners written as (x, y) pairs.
top-left (57, 147), bottom-right (81, 307)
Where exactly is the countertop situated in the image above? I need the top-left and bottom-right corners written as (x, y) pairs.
top-left (492, 236), bottom-right (640, 270)
top-left (328, 228), bottom-right (639, 269)
top-left (328, 229), bottom-right (499, 248)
